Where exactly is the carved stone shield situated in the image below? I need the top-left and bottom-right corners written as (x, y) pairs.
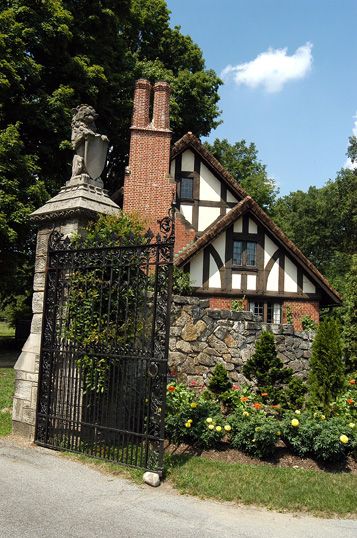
top-left (84, 134), bottom-right (109, 179)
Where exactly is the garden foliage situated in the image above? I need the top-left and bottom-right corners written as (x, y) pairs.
top-left (308, 319), bottom-right (345, 411)
top-left (243, 331), bottom-right (293, 403)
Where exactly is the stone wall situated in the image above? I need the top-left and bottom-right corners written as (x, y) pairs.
top-left (169, 296), bottom-right (314, 387)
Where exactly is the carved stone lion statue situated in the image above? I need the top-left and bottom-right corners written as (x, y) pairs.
top-left (71, 104), bottom-right (109, 179)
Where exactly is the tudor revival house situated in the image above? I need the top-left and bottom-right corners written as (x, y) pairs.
top-left (123, 80), bottom-right (341, 330)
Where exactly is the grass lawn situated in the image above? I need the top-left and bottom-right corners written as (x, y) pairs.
top-left (0, 321), bottom-right (15, 338)
top-left (165, 454), bottom-right (357, 518)
top-left (62, 449), bottom-right (357, 518)
top-left (0, 368), bottom-right (15, 436)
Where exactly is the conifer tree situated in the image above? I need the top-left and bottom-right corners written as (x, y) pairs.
top-left (308, 319), bottom-right (345, 411)
top-left (342, 254), bottom-right (357, 372)
top-left (243, 331), bottom-right (292, 401)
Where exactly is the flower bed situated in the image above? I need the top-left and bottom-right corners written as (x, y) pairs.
top-left (165, 375), bottom-right (357, 465)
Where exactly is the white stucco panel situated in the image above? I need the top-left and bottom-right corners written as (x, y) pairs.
top-left (248, 218), bottom-right (258, 234)
top-left (180, 204), bottom-right (193, 224)
top-left (232, 273), bottom-right (241, 290)
top-left (227, 190), bottom-right (238, 203)
top-left (267, 259), bottom-right (279, 291)
top-left (181, 150), bottom-right (195, 171)
top-left (233, 217), bottom-right (243, 233)
top-left (209, 254), bottom-right (221, 288)
top-left (189, 251), bottom-right (203, 288)
top-left (212, 233), bottom-right (225, 262)
top-left (303, 274), bottom-right (316, 294)
top-left (170, 159), bottom-right (175, 178)
top-left (264, 235), bottom-right (279, 267)
top-left (284, 257), bottom-right (298, 292)
top-left (247, 274), bottom-right (257, 290)
top-left (198, 206), bottom-right (220, 232)
top-left (199, 163), bottom-right (221, 201)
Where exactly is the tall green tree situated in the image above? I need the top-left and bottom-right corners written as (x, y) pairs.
top-left (308, 319), bottom-right (345, 412)
top-left (204, 138), bottom-right (279, 212)
top-left (272, 167), bottom-right (357, 294)
top-left (0, 0), bottom-right (222, 305)
top-left (342, 254), bottom-right (357, 372)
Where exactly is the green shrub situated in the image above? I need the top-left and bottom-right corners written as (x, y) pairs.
top-left (230, 412), bottom-right (279, 459)
top-left (281, 376), bottom-right (307, 410)
top-left (308, 319), bottom-right (345, 412)
top-left (243, 331), bottom-right (293, 403)
top-left (281, 412), bottom-right (324, 457)
top-left (342, 254), bottom-right (357, 373)
top-left (301, 315), bottom-right (317, 332)
top-left (231, 296), bottom-right (245, 312)
top-left (172, 267), bottom-right (192, 295)
top-left (208, 363), bottom-right (232, 394)
top-left (165, 383), bottom-right (226, 448)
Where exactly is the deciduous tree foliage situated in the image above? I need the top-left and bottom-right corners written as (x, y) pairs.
top-left (342, 254), bottom-right (357, 373)
top-left (204, 138), bottom-right (279, 212)
top-left (0, 0), bottom-right (221, 303)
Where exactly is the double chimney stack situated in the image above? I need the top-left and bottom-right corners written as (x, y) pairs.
top-left (123, 79), bottom-right (175, 233)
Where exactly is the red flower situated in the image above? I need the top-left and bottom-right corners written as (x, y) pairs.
top-left (261, 392), bottom-right (268, 397)
top-left (253, 402), bottom-right (262, 410)
top-left (347, 399), bottom-right (354, 405)
top-left (167, 385), bottom-right (176, 393)
top-left (190, 380), bottom-right (197, 387)
top-left (232, 384), bottom-right (240, 391)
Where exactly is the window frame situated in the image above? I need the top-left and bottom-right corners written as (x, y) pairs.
top-left (179, 173), bottom-right (194, 201)
top-left (250, 301), bottom-right (282, 324)
top-left (232, 240), bottom-right (257, 268)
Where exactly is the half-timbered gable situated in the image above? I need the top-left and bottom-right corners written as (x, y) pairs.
top-left (171, 133), bottom-right (246, 233)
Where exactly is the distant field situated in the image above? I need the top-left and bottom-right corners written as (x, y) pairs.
top-left (0, 321), bottom-right (15, 338)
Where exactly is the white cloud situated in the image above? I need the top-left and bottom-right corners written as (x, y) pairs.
top-left (344, 113), bottom-right (357, 170)
top-left (221, 42), bottom-right (313, 93)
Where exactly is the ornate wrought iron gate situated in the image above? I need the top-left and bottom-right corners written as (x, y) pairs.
top-left (35, 214), bottom-right (174, 473)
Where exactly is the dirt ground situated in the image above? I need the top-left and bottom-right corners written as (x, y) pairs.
top-left (166, 441), bottom-right (357, 474)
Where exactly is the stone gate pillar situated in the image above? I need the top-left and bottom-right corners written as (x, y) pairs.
top-left (12, 105), bottom-right (120, 439)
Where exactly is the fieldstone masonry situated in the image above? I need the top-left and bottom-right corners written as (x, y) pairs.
top-left (169, 296), bottom-right (314, 387)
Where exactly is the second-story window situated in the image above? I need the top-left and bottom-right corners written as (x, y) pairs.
top-left (180, 176), bottom-right (193, 199)
top-left (233, 240), bottom-right (256, 267)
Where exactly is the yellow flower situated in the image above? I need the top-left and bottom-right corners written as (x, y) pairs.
top-left (216, 426), bottom-right (222, 432)
top-left (206, 417), bottom-right (213, 423)
top-left (190, 402), bottom-right (197, 409)
top-left (188, 419), bottom-right (193, 423)
top-left (185, 421), bottom-right (191, 428)
top-left (276, 431), bottom-right (281, 436)
top-left (291, 418), bottom-right (299, 427)
top-left (295, 410), bottom-right (301, 415)
top-left (224, 424), bottom-right (232, 432)
top-left (340, 434), bottom-right (349, 444)
top-left (320, 414), bottom-right (326, 420)
top-left (242, 411), bottom-right (250, 417)
top-left (348, 423), bottom-right (355, 429)
top-left (208, 424), bottom-right (214, 430)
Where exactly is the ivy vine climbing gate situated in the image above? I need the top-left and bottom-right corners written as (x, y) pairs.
top-left (35, 212), bottom-right (174, 473)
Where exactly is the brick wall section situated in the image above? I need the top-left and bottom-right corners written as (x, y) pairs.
top-left (175, 212), bottom-right (196, 254)
top-left (283, 300), bottom-right (320, 331)
top-left (123, 80), bottom-right (175, 235)
top-left (209, 297), bottom-right (232, 310)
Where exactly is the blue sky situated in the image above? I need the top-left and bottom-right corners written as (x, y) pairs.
top-left (166, 0), bottom-right (357, 195)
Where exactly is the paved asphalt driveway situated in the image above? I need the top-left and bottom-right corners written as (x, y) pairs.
top-left (0, 438), bottom-right (356, 538)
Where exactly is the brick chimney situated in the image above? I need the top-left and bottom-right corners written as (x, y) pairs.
top-left (123, 79), bottom-right (175, 233)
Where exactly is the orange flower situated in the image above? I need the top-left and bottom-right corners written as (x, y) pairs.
top-left (349, 379), bottom-right (356, 385)
top-left (240, 396), bottom-right (249, 402)
top-left (167, 385), bottom-right (176, 393)
top-left (253, 402), bottom-right (262, 410)
top-left (261, 393), bottom-right (268, 397)
top-left (347, 399), bottom-right (354, 405)
top-left (271, 404), bottom-right (280, 409)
